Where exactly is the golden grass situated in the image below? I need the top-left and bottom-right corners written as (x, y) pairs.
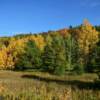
top-left (0, 70), bottom-right (99, 100)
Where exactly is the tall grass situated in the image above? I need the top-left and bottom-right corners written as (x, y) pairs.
top-left (0, 71), bottom-right (99, 100)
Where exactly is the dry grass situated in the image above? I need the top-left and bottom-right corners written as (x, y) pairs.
top-left (0, 70), bottom-right (99, 100)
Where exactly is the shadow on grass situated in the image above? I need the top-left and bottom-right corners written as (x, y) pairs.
top-left (22, 74), bottom-right (100, 90)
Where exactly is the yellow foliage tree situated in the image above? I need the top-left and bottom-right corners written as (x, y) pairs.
top-left (7, 38), bottom-right (26, 66)
top-left (0, 35), bottom-right (45, 70)
top-left (0, 46), bottom-right (14, 69)
top-left (77, 20), bottom-right (99, 54)
top-left (76, 20), bottom-right (99, 65)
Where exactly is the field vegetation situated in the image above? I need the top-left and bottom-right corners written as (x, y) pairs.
top-left (0, 71), bottom-right (100, 100)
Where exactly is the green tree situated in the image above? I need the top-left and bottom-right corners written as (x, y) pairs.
top-left (64, 35), bottom-right (76, 69)
top-left (42, 44), bottom-right (55, 72)
top-left (43, 33), bottom-right (67, 75)
top-left (88, 43), bottom-right (100, 72)
top-left (15, 40), bottom-right (41, 70)
top-left (64, 34), bottom-right (73, 71)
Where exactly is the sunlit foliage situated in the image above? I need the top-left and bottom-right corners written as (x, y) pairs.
top-left (0, 20), bottom-right (99, 75)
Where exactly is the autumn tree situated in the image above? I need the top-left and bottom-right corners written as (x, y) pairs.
top-left (0, 46), bottom-right (14, 70)
top-left (75, 20), bottom-right (99, 68)
top-left (27, 35), bottom-right (45, 51)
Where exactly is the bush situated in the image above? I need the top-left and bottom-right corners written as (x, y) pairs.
top-left (73, 64), bottom-right (84, 75)
top-left (54, 66), bottom-right (66, 76)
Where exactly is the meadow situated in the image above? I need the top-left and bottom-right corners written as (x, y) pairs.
top-left (0, 70), bottom-right (100, 100)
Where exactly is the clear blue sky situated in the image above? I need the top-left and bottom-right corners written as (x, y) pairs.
top-left (0, 0), bottom-right (100, 36)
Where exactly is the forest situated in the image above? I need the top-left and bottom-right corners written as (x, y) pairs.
top-left (0, 20), bottom-right (100, 100)
top-left (0, 20), bottom-right (100, 75)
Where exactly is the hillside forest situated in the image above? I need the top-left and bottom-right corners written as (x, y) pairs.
top-left (0, 20), bottom-right (100, 76)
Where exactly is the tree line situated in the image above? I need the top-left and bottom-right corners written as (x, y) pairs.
top-left (0, 20), bottom-right (100, 76)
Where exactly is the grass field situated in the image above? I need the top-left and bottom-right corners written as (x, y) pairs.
top-left (0, 70), bottom-right (100, 100)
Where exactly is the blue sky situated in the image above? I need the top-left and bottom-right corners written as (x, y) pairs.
top-left (0, 0), bottom-right (100, 36)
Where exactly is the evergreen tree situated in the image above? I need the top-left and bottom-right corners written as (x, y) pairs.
top-left (64, 34), bottom-right (77, 70)
top-left (42, 44), bottom-right (55, 72)
top-left (53, 35), bottom-right (66, 75)
top-left (43, 33), bottom-right (67, 75)
top-left (15, 40), bottom-right (41, 70)
top-left (88, 44), bottom-right (100, 73)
